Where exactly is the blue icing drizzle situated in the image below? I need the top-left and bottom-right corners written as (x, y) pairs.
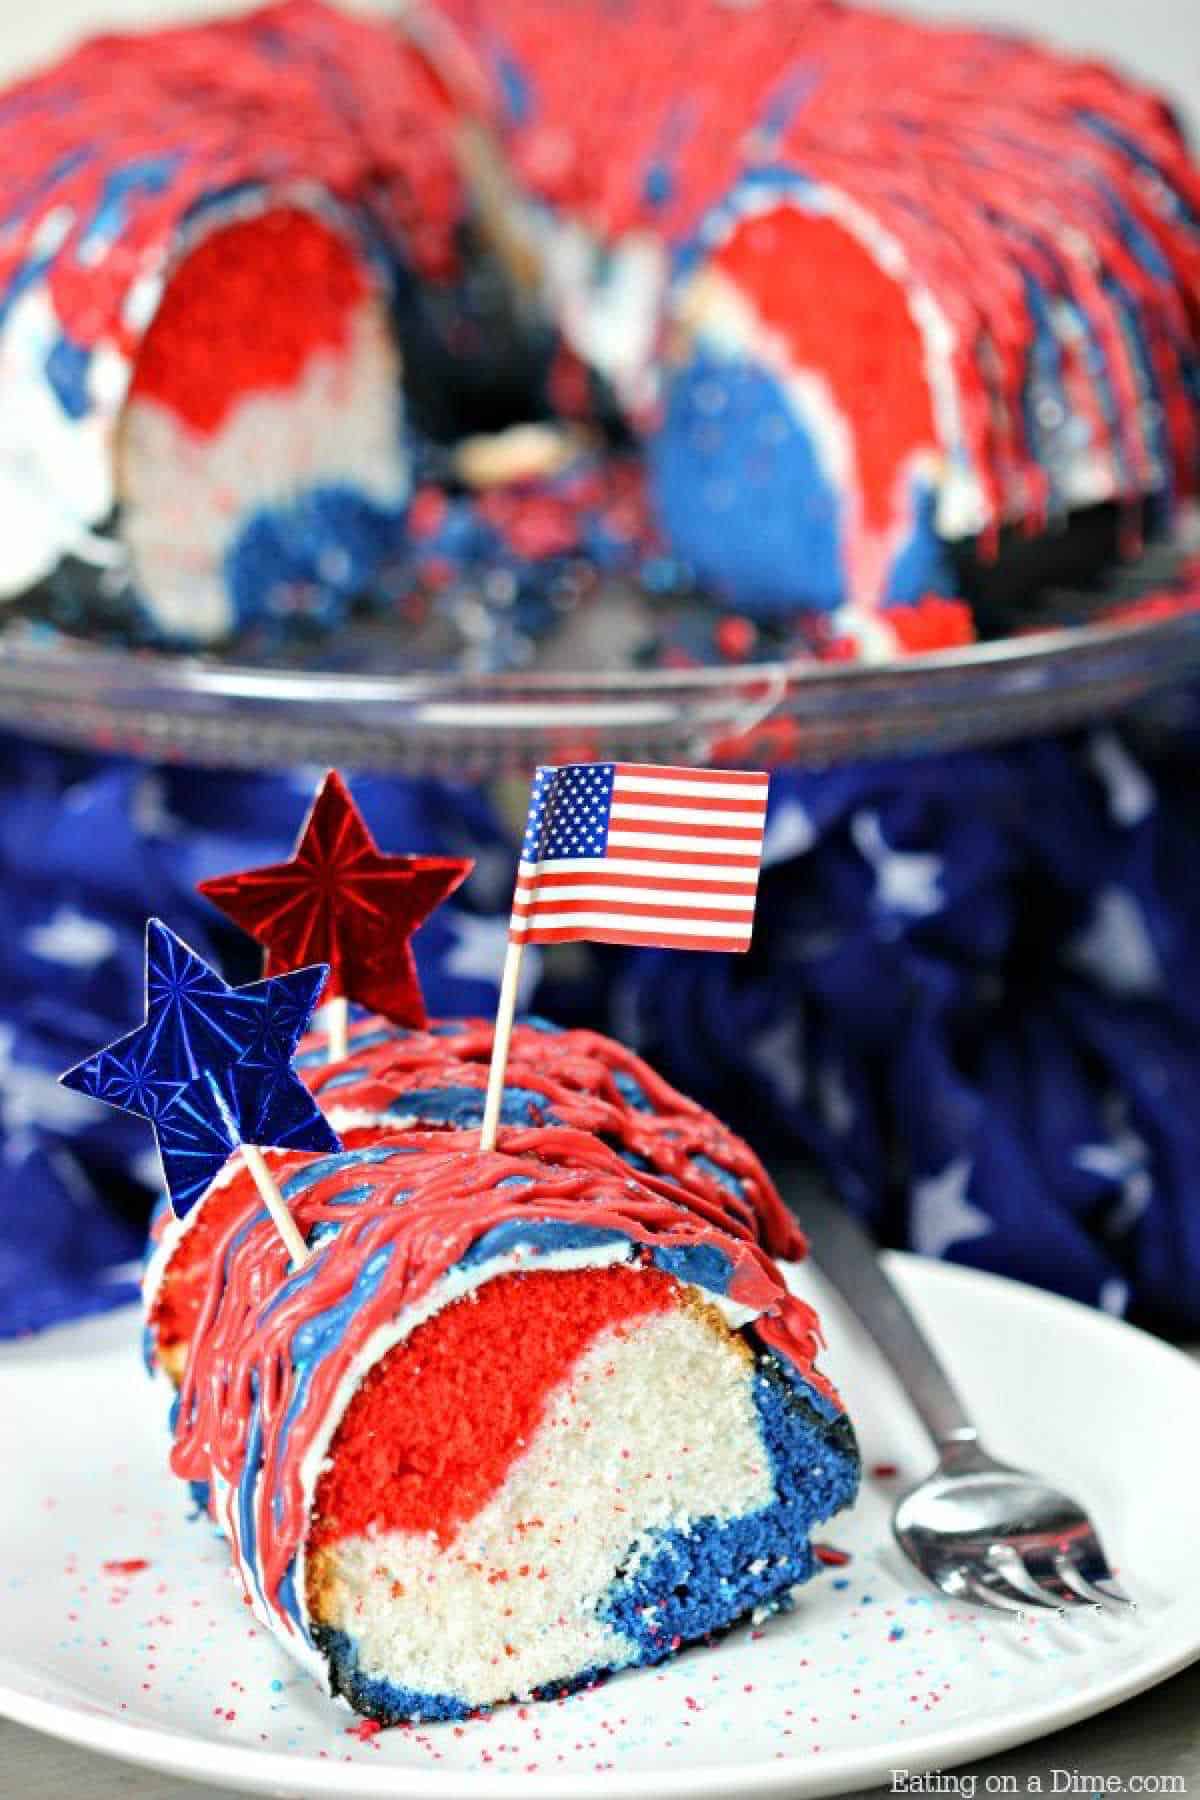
top-left (324, 1182), bottom-right (377, 1209)
top-left (277, 1558), bottom-right (305, 1632)
top-left (689, 1152), bottom-right (744, 1198)
top-left (281, 1143), bottom-right (417, 1200)
top-left (387, 1083), bottom-right (557, 1128)
top-left (457, 1218), bottom-right (629, 1267)
top-left (220, 1206), bottom-right (271, 1296)
top-left (293, 1023), bottom-right (395, 1070)
top-left (1020, 273), bottom-right (1113, 501)
top-left (318, 1066), bottom-right (372, 1092)
top-left (642, 162), bottom-right (673, 208)
top-left (236, 1376), bottom-right (268, 1611)
top-left (258, 1250), bottom-right (327, 1322)
top-left (1076, 114), bottom-right (1200, 230)
top-left (517, 1014), bottom-right (563, 1034)
top-left (0, 146), bottom-right (91, 228)
top-left (651, 1241), bottom-right (733, 1293)
top-left (45, 335), bottom-right (91, 419)
top-left (611, 1069), bottom-right (653, 1113)
top-left (261, 1245), bottom-right (397, 1616)
top-left (75, 154), bottom-right (181, 263)
top-left (758, 62), bottom-right (820, 139)
top-left (493, 50), bottom-right (533, 127)
top-left (1100, 270), bottom-right (1170, 492)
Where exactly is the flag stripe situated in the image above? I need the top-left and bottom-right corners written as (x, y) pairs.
top-left (605, 847), bottom-right (763, 870)
top-left (516, 867), bottom-right (760, 895)
top-left (609, 801), bottom-right (766, 828)
top-left (613, 786), bottom-right (768, 812)
top-left (512, 910), bottom-right (755, 937)
top-left (513, 887), bottom-right (757, 915)
top-left (512, 924), bottom-right (755, 951)
top-left (615, 766), bottom-right (768, 795)
top-left (607, 827), bottom-right (764, 852)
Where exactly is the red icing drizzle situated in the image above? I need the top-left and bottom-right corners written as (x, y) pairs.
top-left (127, 209), bottom-right (369, 435)
top-left (148, 1014), bottom-right (803, 1365)
top-left (310, 1263), bottom-right (678, 1549)
top-left (310, 1017), bottom-right (802, 1255)
top-left (170, 1126), bottom-right (836, 1627)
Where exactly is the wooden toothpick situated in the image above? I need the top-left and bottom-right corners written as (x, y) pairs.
top-left (324, 995), bottom-right (350, 1064)
top-left (241, 1143), bottom-right (309, 1268)
top-left (479, 940), bottom-right (525, 1152)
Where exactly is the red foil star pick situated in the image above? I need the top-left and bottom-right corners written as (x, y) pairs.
top-left (197, 771), bottom-right (473, 1029)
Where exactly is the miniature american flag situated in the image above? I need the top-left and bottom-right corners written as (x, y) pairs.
top-left (511, 763), bottom-right (769, 951)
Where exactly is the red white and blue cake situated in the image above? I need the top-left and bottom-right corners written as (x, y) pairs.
top-left (6, 0), bottom-right (1199, 663)
top-left (167, 1126), bottom-right (858, 1720)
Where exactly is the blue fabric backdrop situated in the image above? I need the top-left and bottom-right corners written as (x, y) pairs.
top-left (4, 697), bottom-right (1199, 1337)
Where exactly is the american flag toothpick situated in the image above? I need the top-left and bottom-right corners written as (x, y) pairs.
top-left (479, 762), bottom-right (769, 1150)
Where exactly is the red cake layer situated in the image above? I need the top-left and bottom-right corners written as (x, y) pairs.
top-left (129, 208), bottom-right (370, 435)
top-left (310, 1264), bottom-right (679, 1550)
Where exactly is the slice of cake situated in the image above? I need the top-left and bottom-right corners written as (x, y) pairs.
top-left (168, 1128), bottom-right (858, 1719)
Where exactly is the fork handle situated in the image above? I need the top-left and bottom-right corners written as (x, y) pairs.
top-left (781, 1168), bottom-right (978, 1454)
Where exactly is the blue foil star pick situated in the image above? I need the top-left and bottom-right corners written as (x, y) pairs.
top-left (60, 919), bottom-right (342, 1217)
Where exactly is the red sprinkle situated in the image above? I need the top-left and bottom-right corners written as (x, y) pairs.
top-left (814, 1544), bottom-right (852, 1568)
top-left (347, 1718), bottom-right (384, 1742)
top-left (102, 1559), bottom-right (150, 1577)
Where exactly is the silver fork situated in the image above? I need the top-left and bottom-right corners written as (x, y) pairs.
top-left (788, 1174), bottom-right (1135, 1619)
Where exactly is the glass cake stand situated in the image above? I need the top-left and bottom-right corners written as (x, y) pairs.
top-left (2, 603), bottom-right (1199, 775)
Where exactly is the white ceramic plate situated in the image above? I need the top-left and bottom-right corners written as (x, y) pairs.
top-left (2, 1255), bottom-right (1198, 1800)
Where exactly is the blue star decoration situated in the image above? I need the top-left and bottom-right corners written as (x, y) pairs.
top-left (59, 919), bottom-right (342, 1217)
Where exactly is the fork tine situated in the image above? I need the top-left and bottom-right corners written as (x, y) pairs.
top-left (961, 1571), bottom-right (1043, 1618)
top-left (985, 1547), bottom-right (1083, 1614)
top-left (1054, 1556), bottom-right (1137, 1610)
top-left (1018, 1564), bottom-right (1102, 1615)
